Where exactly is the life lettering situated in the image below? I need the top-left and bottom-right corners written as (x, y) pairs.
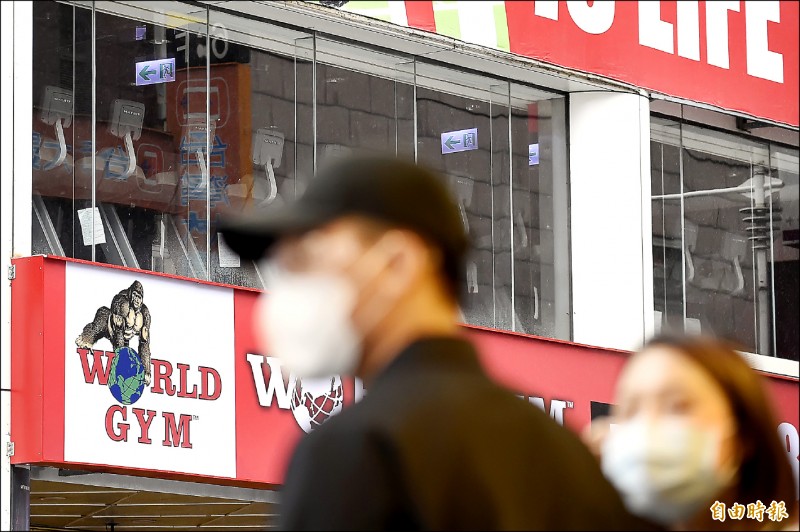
top-left (533, 1), bottom-right (784, 83)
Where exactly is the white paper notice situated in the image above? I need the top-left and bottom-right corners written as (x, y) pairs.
top-left (218, 232), bottom-right (240, 268)
top-left (685, 317), bottom-right (702, 335)
top-left (77, 207), bottom-right (107, 246)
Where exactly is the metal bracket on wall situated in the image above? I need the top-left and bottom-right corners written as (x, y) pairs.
top-left (97, 203), bottom-right (141, 269)
top-left (735, 117), bottom-right (772, 132)
top-left (167, 214), bottom-right (207, 280)
top-left (32, 194), bottom-right (65, 257)
top-left (6, 441), bottom-right (14, 457)
top-left (7, 265), bottom-right (15, 281)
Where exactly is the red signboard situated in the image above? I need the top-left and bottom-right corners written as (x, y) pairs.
top-left (10, 256), bottom-right (800, 490)
top-left (504, 1), bottom-right (798, 126)
top-left (390, 1), bottom-right (799, 127)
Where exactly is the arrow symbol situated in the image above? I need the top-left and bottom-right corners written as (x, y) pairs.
top-left (139, 64), bottom-right (157, 81)
top-left (444, 136), bottom-right (460, 150)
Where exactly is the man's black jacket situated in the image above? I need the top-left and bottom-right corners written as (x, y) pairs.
top-left (280, 336), bottom-right (657, 531)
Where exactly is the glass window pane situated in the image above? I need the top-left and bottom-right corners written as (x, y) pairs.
top-left (650, 118), bottom-right (685, 334)
top-left (510, 86), bottom-right (568, 339)
top-left (30, 0), bottom-right (571, 340)
top-left (490, 84), bottom-right (512, 331)
top-left (32, 1), bottom-right (90, 260)
top-left (681, 124), bottom-right (770, 355)
top-left (206, 8), bottom-right (313, 288)
top-left (314, 37), bottom-right (414, 167)
top-left (415, 65), bottom-right (498, 328)
top-left (415, 63), bottom-right (566, 336)
top-left (649, 114), bottom-right (797, 359)
top-left (770, 145), bottom-right (799, 361)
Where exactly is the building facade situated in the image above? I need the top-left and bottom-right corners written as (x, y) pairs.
top-left (1, 1), bottom-right (798, 530)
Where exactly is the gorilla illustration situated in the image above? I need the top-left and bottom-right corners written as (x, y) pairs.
top-left (76, 280), bottom-right (152, 385)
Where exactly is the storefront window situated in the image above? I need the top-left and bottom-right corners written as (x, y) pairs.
top-left (32, 2), bottom-right (92, 262)
top-left (315, 37), bottom-right (415, 166)
top-left (205, 8), bottom-right (314, 288)
top-left (413, 67), bottom-right (568, 335)
top-left (32, 1), bottom-right (211, 277)
top-left (651, 118), bottom-right (799, 360)
top-left (770, 144), bottom-right (800, 360)
top-left (415, 64), bottom-right (504, 329)
top-left (31, 0), bottom-right (569, 339)
top-left (510, 86), bottom-right (569, 339)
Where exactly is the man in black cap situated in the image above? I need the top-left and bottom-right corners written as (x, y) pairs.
top-left (220, 156), bottom-right (656, 531)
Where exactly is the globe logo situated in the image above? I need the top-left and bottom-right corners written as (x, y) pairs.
top-left (290, 376), bottom-right (344, 433)
top-left (108, 346), bottom-right (147, 405)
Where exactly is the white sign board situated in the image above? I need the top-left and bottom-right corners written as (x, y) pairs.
top-left (63, 262), bottom-right (236, 478)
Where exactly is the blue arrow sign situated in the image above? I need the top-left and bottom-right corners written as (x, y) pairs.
top-left (529, 143), bottom-right (540, 166)
top-left (135, 58), bottom-right (176, 86)
top-left (441, 128), bottom-right (478, 154)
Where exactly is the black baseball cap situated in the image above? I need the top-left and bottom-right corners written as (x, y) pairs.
top-left (219, 155), bottom-right (470, 292)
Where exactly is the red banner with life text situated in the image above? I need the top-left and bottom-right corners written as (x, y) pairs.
top-left (381, 1), bottom-right (799, 126)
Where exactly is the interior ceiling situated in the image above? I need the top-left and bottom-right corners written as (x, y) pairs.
top-left (30, 478), bottom-right (278, 531)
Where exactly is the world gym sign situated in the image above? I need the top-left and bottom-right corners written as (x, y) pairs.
top-left (10, 256), bottom-right (798, 488)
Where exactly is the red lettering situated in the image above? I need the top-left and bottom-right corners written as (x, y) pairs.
top-left (78, 348), bottom-right (115, 385)
top-left (176, 363), bottom-right (198, 399)
top-left (132, 408), bottom-right (156, 444)
top-left (199, 366), bottom-right (221, 401)
top-left (105, 405), bottom-right (129, 442)
top-left (162, 412), bottom-right (193, 449)
top-left (151, 359), bottom-right (175, 395)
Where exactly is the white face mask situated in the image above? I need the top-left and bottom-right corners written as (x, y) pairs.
top-left (255, 270), bottom-right (360, 378)
top-left (600, 418), bottom-right (736, 526)
top-left (254, 239), bottom-right (394, 379)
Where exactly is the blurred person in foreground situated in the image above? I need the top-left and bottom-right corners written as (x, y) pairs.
top-left (221, 155), bottom-right (653, 531)
top-left (584, 335), bottom-right (798, 531)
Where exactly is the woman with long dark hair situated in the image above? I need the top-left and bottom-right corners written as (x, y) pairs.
top-left (588, 335), bottom-right (797, 531)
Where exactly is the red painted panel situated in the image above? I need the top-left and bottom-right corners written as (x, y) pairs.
top-left (233, 289), bottom-right (303, 485)
top-left (10, 256), bottom-right (46, 464)
top-left (41, 259), bottom-right (66, 462)
top-left (404, 1), bottom-right (436, 33)
top-left (467, 326), bottom-right (631, 432)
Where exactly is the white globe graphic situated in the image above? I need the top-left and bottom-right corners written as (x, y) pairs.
top-left (290, 375), bottom-right (344, 433)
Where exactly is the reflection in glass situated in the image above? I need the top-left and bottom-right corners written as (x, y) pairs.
top-left (651, 119), bottom-right (685, 336)
top-left (30, 0), bottom-right (570, 341)
top-left (770, 145), bottom-right (799, 361)
top-left (314, 37), bottom-right (414, 168)
top-left (651, 119), bottom-right (798, 359)
top-left (32, 2), bottom-right (90, 261)
top-left (510, 90), bottom-right (567, 339)
top-left (205, 14), bottom-right (314, 288)
top-left (415, 72), bottom-right (496, 329)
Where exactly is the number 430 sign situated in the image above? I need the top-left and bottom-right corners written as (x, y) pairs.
top-left (171, 23), bottom-right (249, 69)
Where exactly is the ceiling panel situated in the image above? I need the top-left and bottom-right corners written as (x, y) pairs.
top-left (90, 503), bottom-right (249, 517)
top-left (30, 476), bottom-right (277, 532)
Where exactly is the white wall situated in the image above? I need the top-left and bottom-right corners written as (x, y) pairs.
top-left (569, 92), bottom-right (654, 351)
top-left (0, 2), bottom-right (13, 526)
top-left (2, 2), bottom-right (33, 528)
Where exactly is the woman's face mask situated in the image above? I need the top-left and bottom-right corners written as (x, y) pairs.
top-left (600, 418), bottom-right (736, 526)
top-left (600, 346), bottom-right (741, 526)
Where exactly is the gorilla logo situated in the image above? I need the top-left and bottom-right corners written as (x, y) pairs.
top-left (76, 280), bottom-right (153, 385)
